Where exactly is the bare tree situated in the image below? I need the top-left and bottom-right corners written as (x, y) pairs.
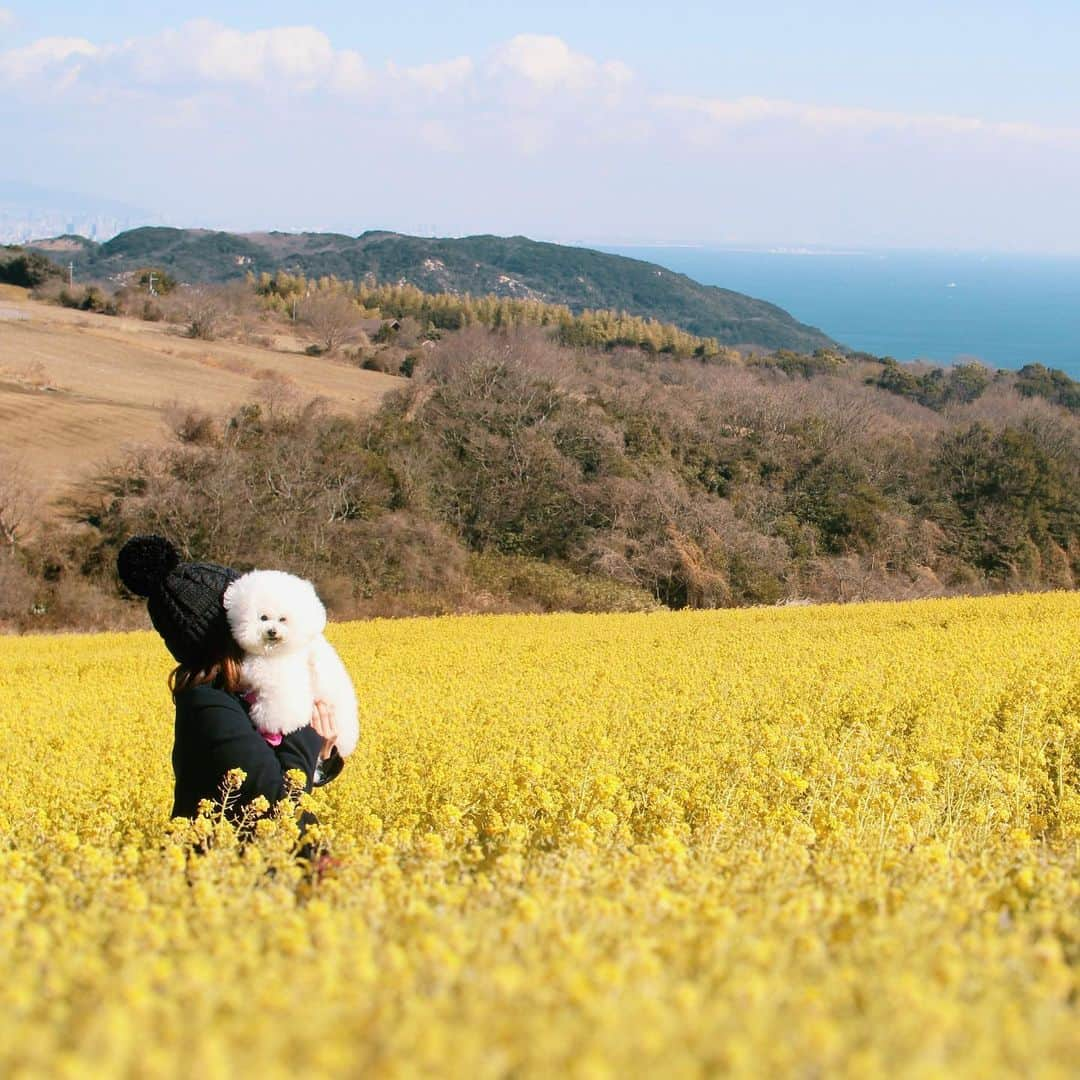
top-left (299, 293), bottom-right (365, 355)
top-left (0, 455), bottom-right (39, 547)
top-left (170, 285), bottom-right (226, 340)
top-left (219, 280), bottom-right (262, 343)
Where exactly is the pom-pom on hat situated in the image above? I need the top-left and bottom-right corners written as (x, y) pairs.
top-left (117, 535), bottom-right (240, 669)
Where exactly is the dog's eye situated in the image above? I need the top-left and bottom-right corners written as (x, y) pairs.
top-left (260, 615), bottom-right (268, 621)
top-left (279, 616), bottom-right (287, 623)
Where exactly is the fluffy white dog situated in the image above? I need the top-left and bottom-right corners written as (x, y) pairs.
top-left (223, 570), bottom-right (359, 760)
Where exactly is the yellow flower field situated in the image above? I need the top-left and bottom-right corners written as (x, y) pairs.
top-left (1, 593), bottom-right (1078, 1078)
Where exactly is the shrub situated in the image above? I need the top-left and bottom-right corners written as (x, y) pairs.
top-left (55, 284), bottom-right (118, 315)
top-left (932, 422), bottom-right (1080, 578)
top-left (872, 358), bottom-right (991, 410)
top-left (0, 247), bottom-right (62, 287)
top-left (467, 553), bottom-right (660, 613)
top-left (1014, 363), bottom-right (1080, 413)
top-left (134, 267), bottom-right (178, 295)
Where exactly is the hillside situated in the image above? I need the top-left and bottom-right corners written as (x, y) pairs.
top-left (0, 289), bottom-right (400, 508)
top-left (31, 227), bottom-right (835, 353)
top-left (3, 312), bottom-right (1077, 629)
top-left (4, 273), bottom-right (1078, 626)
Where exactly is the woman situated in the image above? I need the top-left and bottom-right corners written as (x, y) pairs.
top-left (116, 535), bottom-right (341, 824)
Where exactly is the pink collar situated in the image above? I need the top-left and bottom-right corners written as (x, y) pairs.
top-left (242, 691), bottom-right (282, 746)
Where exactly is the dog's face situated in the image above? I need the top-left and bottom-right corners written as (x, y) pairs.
top-left (223, 570), bottom-right (326, 656)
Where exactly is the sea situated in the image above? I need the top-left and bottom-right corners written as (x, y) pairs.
top-left (599, 246), bottom-right (1080, 379)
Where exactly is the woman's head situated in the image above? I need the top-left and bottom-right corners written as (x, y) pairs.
top-left (117, 535), bottom-right (243, 695)
top-left (166, 638), bottom-right (245, 698)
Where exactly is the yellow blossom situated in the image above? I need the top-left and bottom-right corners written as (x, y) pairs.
top-left (0, 592), bottom-right (1077, 1075)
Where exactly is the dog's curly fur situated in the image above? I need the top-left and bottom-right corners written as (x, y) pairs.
top-left (223, 570), bottom-right (359, 757)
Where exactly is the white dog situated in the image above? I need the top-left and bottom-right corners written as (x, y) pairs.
top-left (223, 570), bottom-right (359, 760)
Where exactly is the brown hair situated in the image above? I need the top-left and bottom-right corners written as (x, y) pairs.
top-left (168, 638), bottom-right (246, 699)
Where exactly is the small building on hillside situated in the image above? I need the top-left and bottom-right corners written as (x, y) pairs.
top-left (357, 317), bottom-right (401, 337)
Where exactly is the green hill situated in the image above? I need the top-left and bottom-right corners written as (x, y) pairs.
top-left (36, 227), bottom-right (835, 352)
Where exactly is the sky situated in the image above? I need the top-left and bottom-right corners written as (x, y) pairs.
top-left (4, 1), bottom-right (1080, 251)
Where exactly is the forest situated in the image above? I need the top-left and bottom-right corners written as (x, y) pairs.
top-left (3, 267), bottom-right (1077, 629)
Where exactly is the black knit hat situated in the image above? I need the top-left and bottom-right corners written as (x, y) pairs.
top-left (117, 535), bottom-right (240, 669)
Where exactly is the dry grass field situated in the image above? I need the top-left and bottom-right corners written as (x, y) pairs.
top-left (0, 290), bottom-right (401, 513)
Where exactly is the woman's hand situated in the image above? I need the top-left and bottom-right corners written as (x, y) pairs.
top-left (311, 699), bottom-right (338, 761)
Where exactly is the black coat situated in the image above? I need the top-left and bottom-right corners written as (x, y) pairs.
top-left (171, 685), bottom-right (325, 820)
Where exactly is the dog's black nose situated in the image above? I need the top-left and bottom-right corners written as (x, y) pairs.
top-left (266, 627), bottom-right (278, 639)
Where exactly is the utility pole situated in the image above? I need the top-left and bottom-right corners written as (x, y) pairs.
top-left (147, 272), bottom-right (157, 296)
top-left (68, 262), bottom-right (74, 287)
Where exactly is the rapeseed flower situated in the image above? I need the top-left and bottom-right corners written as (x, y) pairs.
top-left (0, 593), bottom-right (1076, 1075)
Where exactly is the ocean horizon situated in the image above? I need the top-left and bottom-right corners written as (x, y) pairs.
top-left (599, 246), bottom-right (1080, 380)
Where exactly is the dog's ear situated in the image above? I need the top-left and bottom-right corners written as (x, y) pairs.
top-left (222, 579), bottom-right (239, 612)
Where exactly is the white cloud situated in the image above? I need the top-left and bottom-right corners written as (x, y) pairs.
top-left (0, 23), bottom-right (634, 122)
top-left (139, 21), bottom-right (340, 87)
top-left (0, 36), bottom-right (98, 83)
top-left (330, 50), bottom-right (370, 96)
top-left (653, 93), bottom-right (1080, 146)
top-left (0, 20), bottom-right (372, 97)
top-left (488, 33), bottom-right (631, 96)
top-left (3, 19), bottom-right (1077, 170)
top-left (400, 56), bottom-right (473, 94)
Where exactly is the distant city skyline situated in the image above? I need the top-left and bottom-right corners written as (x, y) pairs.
top-left (4, 3), bottom-right (1080, 254)
top-left (0, 210), bottom-right (148, 245)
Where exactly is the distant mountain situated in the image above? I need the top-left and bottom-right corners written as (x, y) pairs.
top-left (33, 227), bottom-right (836, 352)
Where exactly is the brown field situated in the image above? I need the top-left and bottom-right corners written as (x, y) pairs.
top-left (0, 291), bottom-right (401, 516)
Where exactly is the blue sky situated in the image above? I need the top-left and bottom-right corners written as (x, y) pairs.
top-left (4, 2), bottom-right (1080, 250)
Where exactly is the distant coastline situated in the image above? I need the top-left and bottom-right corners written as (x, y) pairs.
top-left (600, 245), bottom-right (1080, 378)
